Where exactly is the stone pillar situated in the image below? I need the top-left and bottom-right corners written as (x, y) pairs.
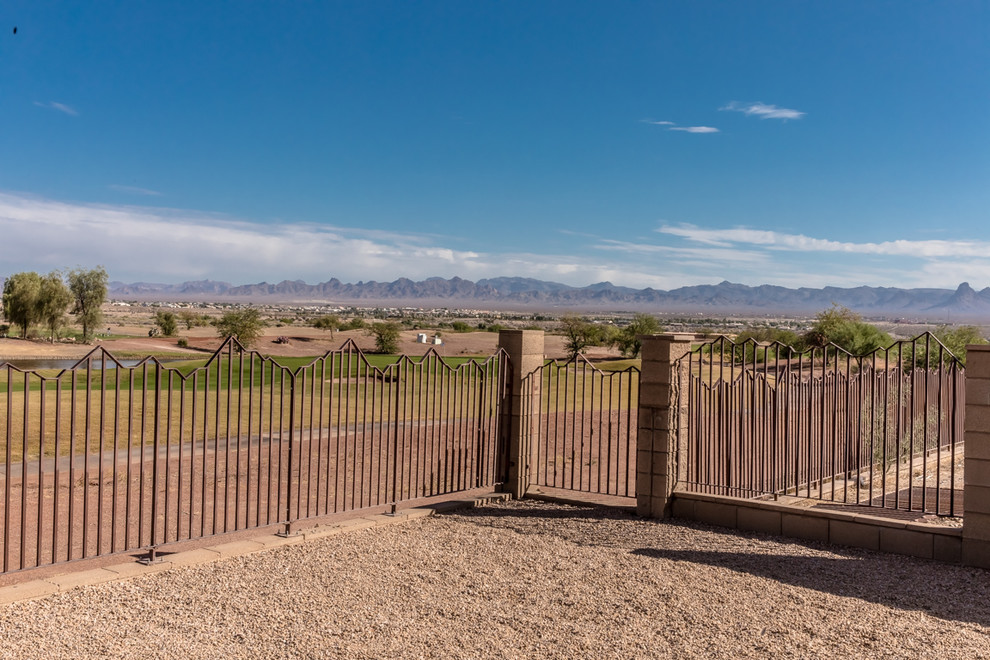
top-left (498, 330), bottom-right (545, 499)
top-left (963, 344), bottom-right (990, 568)
top-left (637, 333), bottom-right (694, 518)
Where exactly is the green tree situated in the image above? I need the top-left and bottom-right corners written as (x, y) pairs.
top-left (559, 315), bottom-right (606, 360)
top-left (910, 325), bottom-right (987, 368)
top-left (1, 271), bottom-right (42, 338)
top-left (177, 310), bottom-right (201, 330)
top-left (36, 271), bottom-right (72, 342)
top-left (214, 308), bottom-right (264, 346)
top-left (803, 304), bottom-right (891, 356)
top-left (613, 313), bottom-right (664, 358)
top-left (68, 266), bottom-right (109, 342)
top-left (312, 314), bottom-right (341, 338)
top-left (369, 321), bottom-right (401, 353)
top-left (154, 310), bottom-right (178, 337)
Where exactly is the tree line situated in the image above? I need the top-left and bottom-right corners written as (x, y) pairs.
top-left (1, 267), bottom-right (109, 342)
top-left (557, 304), bottom-right (988, 364)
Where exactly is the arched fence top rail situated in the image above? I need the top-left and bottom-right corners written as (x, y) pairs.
top-left (0, 336), bottom-right (510, 387)
top-left (532, 352), bottom-right (641, 379)
top-left (681, 331), bottom-right (965, 388)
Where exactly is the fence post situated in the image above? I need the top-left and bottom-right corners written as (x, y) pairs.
top-left (637, 333), bottom-right (693, 518)
top-left (963, 344), bottom-right (990, 567)
top-left (498, 330), bottom-right (545, 499)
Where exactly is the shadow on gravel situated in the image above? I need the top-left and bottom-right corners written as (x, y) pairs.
top-left (455, 502), bottom-right (637, 522)
top-left (632, 547), bottom-right (990, 628)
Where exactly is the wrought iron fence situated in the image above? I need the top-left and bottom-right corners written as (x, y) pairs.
top-left (679, 334), bottom-right (964, 517)
top-left (527, 356), bottom-right (639, 497)
top-left (0, 338), bottom-right (510, 574)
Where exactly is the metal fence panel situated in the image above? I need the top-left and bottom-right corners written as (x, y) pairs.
top-left (679, 334), bottom-right (964, 517)
top-left (0, 338), bottom-right (510, 574)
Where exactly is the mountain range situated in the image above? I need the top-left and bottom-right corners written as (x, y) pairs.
top-left (108, 277), bottom-right (990, 319)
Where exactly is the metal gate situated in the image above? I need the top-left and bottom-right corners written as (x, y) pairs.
top-left (527, 355), bottom-right (639, 497)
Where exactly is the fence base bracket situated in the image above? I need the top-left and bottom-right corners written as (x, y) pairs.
top-left (385, 502), bottom-right (402, 517)
top-left (139, 546), bottom-right (164, 565)
top-left (276, 523), bottom-right (300, 538)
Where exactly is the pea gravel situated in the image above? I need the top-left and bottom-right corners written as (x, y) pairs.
top-left (0, 499), bottom-right (988, 659)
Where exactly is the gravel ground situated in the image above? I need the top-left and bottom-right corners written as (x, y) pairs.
top-left (0, 499), bottom-right (988, 659)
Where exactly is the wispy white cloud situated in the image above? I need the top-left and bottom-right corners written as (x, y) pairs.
top-left (643, 119), bottom-right (720, 134)
top-left (720, 101), bottom-right (804, 120)
top-left (34, 101), bottom-right (78, 116)
top-left (657, 224), bottom-right (989, 258)
top-left (668, 126), bottom-right (719, 134)
top-left (108, 184), bottom-right (162, 197)
top-left (596, 239), bottom-right (767, 264)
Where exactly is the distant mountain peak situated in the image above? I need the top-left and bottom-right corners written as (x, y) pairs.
top-left (103, 277), bottom-right (990, 319)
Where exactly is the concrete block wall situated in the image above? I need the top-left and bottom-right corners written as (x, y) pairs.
top-left (636, 334), bottom-right (693, 518)
top-left (673, 492), bottom-right (963, 563)
top-left (497, 330), bottom-right (545, 499)
top-left (964, 345), bottom-right (990, 568)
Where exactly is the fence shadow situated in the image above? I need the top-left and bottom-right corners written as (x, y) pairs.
top-left (631, 546), bottom-right (990, 628)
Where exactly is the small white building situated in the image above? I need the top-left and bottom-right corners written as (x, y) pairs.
top-left (431, 335), bottom-right (443, 345)
top-left (416, 333), bottom-right (428, 344)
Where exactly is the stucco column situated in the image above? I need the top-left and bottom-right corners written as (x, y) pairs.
top-left (637, 333), bottom-right (694, 518)
top-left (498, 330), bottom-right (545, 499)
top-left (963, 344), bottom-right (990, 568)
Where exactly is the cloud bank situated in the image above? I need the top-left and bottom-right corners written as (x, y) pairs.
top-left (0, 192), bottom-right (677, 289)
top-left (1, 192), bottom-right (987, 292)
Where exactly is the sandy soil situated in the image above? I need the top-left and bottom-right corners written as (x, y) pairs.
top-left (0, 499), bottom-right (987, 658)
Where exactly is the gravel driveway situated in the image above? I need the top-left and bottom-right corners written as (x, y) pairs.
top-left (0, 499), bottom-right (988, 658)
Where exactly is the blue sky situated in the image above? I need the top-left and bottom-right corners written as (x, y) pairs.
top-left (1, 1), bottom-right (987, 290)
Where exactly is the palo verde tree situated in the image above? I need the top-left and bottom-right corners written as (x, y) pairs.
top-left (154, 310), bottom-right (179, 337)
top-left (368, 321), bottom-right (401, 353)
top-left (214, 308), bottom-right (264, 347)
top-left (1, 271), bottom-right (42, 338)
top-left (37, 271), bottom-right (73, 342)
top-left (177, 309), bottom-right (203, 330)
top-left (312, 314), bottom-right (341, 338)
top-left (68, 266), bottom-right (109, 342)
top-left (802, 304), bottom-right (891, 356)
top-left (613, 313), bottom-right (663, 358)
top-left (559, 314), bottom-right (608, 360)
